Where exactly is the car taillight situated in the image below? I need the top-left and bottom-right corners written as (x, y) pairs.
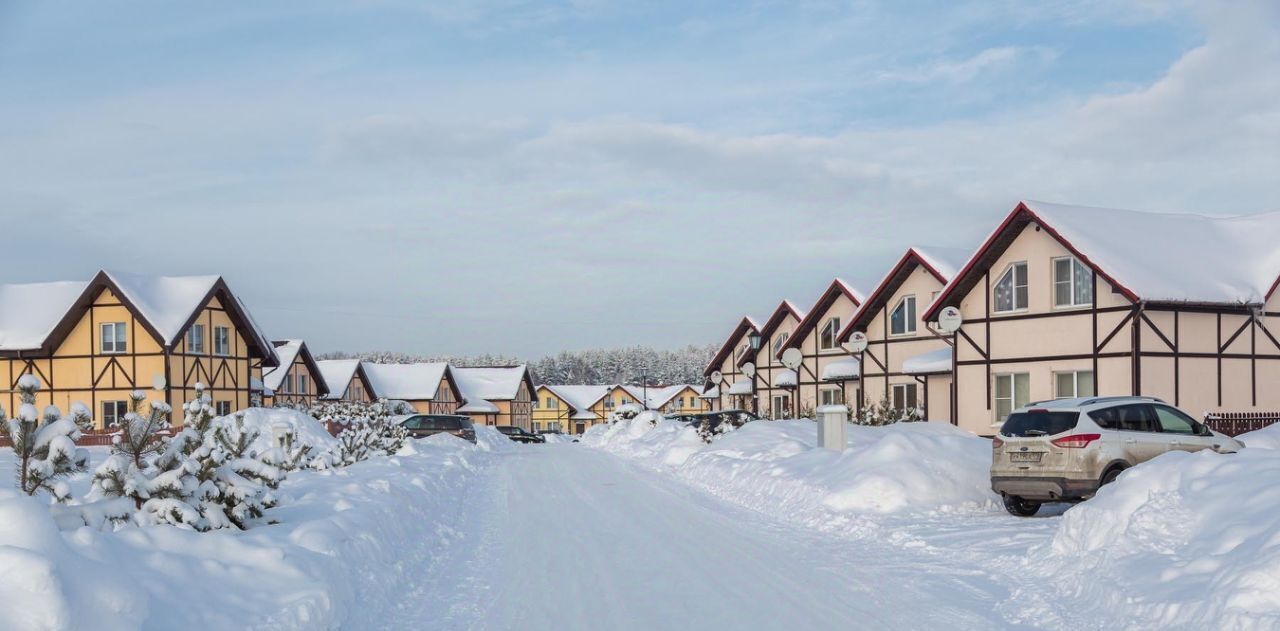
top-left (992, 437), bottom-right (1004, 448)
top-left (1050, 433), bottom-right (1101, 448)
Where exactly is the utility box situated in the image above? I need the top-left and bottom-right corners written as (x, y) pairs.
top-left (271, 422), bottom-right (293, 450)
top-left (816, 405), bottom-right (848, 451)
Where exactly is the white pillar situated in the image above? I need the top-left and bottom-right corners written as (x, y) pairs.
top-left (816, 404), bottom-right (848, 451)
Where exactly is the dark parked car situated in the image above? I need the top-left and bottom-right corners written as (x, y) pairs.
top-left (496, 425), bottom-right (545, 444)
top-left (397, 414), bottom-right (476, 443)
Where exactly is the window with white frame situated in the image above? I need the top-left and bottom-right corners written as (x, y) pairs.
top-left (994, 373), bottom-right (1030, 423)
top-left (213, 326), bottom-right (231, 356)
top-left (215, 401), bottom-right (231, 416)
top-left (101, 401), bottom-right (128, 427)
top-left (891, 383), bottom-right (917, 410)
top-left (993, 262), bottom-right (1029, 313)
top-left (890, 295), bottom-right (917, 336)
top-left (772, 394), bottom-right (791, 417)
top-left (1054, 370), bottom-right (1095, 399)
top-left (1053, 257), bottom-right (1093, 308)
top-left (281, 372), bottom-right (292, 393)
top-left (100, 322), bottom-right (127, 354)
top-left (819, 317), bottom-right (841, 350)
top-left (186, 324), bottom-right (205, 354)
top-left (298, 374), bottom-right (309, 395)
top-left (820, 386), bottom-right (843, 406)
top-left (687, 396), bottom-right (696, 407)
top-left (772, 332), bottom-right (790, 356)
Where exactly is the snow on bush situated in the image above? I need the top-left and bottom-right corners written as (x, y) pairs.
top-left (586, 418), bottom-right (998, 530)
top-left (0, 375), bottom-right (90, 502)
top-left (218, 406), bottom-right (337, 454)
top-left (1031, 448), bottom-right (1280, 628)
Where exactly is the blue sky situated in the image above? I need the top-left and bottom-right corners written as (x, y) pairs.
top-left (1, 1), bottom-right (1276, 357)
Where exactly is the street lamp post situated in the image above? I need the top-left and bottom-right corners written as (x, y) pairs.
top-left (747, 331), bottom-right (762, 415)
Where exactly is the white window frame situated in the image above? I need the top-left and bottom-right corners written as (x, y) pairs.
top-left (281, 371), bottom-right (292, 393)
top-left (1054, 370), bottom-right (1095, 399)
top-left (819, 386), bottom-right (843, 406)
top-left (889, 295), bottom-right (917, 336)
top-left (993, 261), bottom-right (1029, 314)
top-left (215, 401), bottom-right (232, 416)
top-left (298, 374), bottom-right (309, 395)
top-left (100, 322), bottom-right (127, 354)
top-left (772, 394), bottom-right (791, 417)
top-left (772, 331), bottom-right (790, 356)
top-left (101, 400), bottom-right (128, 427)
top-left (994, 372), bottom-right (1030, 424)
top-left (213, 326), bottom-right (231, 356)
top-left (1052, 256), bottom-right (1093, 309)
top-left (187, 324), bottom-right (205, 354)
top-left (819, 317), bottom-right (841, 350)
top-left (891, 383), bottom-right (917, 410)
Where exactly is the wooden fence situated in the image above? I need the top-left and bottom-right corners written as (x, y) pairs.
top-left (0, 429), bottom-right (172, 448)
top-left (1203, 412), bottom-right (1280, 437)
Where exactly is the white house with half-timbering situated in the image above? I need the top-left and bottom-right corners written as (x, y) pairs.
top-left (778, 278), bottom-right (864, 417)
top-left (702, 316), bottom-right (761, 412)
top-left (740, 300), bottom-right (805, 418)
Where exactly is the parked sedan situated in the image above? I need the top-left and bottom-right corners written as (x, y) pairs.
top-left (397, 414), bottom-right (477, 443)
top-left (496, 425), bottom-right (546, 444)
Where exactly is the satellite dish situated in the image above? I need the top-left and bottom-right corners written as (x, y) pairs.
top-left (937, 306), bottom-right (963, 333)
top-left (742, 362), bottom-right (756, 378)
top-left (844, 331), bottom-right (868, 354)
top-left (780, 347), bottom-right (804, 370)
top-left (710, 370), bottom-right (723, 384)
top-left (152, 374), bottom-right (167, 391)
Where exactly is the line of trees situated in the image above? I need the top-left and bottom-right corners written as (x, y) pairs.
top-left (318, 344), bottom-right (718, 386)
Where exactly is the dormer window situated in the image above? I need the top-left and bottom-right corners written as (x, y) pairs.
top-left (771, 332), bottom-right (789, 356)
top-left (890, 295), bottom-right (917, 336)
top-left (994, 262), bottom-right (1028, 313)
top-left (1053, 257), bottom-right (1093, 308)
top-left (819, 317), bottom-right (841, 350)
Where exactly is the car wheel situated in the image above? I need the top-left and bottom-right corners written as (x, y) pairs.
top-left (1100, 466), bottom-right (1125, 487)
top-left (1003, 495), bottom-right (1041, 517)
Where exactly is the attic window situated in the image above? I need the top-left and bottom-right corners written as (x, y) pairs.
top-left (1053, 257), bottom-right (1093, 308)
top-left (819, 317), bottom-right (841, 350)
top-left (890, 295), bottom-right (917, 336)
top-left (772, 332), bottom-right (789, 356)
top-left (100, 322), bottom-right (127, 354)
top-left (994, 262), bottom-right (1028, 313)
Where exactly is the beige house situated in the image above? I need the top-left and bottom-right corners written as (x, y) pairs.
top-left (262, 339), bottom-right (328, 408)
top-left (923, 200), bottom-right (1280, 436)
top-left (778, 279), bottom-right (864, 417)
top-left (454, 366), bottom-right (536, 429)
top-left (740, 300), bottom-right (805, 418)
top-left (315, 359), bottom-right (376, 403)
top-left (702, 316), bottom-right (761, 412)
top-left (363, 362), bottom-right (462, 415)
top-left (838, 248), bottom-right (967, 421)
top-left (0, 270), bottom-right (278, 426)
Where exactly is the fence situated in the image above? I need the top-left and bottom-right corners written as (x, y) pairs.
top-left (1203, 412), bottom-right (1280, 437)
top-left (0, 428), bottom-right (172, 448)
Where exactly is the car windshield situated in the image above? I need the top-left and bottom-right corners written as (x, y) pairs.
top-left (1001, 411), bottom-right (1079, 437)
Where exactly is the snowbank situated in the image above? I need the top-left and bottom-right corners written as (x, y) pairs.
top-left (585, 418), bottom-right (998, 531)
top-left (214, 407), bottom-right (336, 453)
top-left (1238, 423), bottom-right (1280, 449)
top-left (1032, 448), bottom-right (1280, 628)
top-left (0, 436), bottom-right (486, 629)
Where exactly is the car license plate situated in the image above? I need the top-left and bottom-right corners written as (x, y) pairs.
top-left (1010, 451), bottom-right (1043, 463)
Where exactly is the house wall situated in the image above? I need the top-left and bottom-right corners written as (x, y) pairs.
top-left (657, 387), bottom-right (708, 415)
top-left (268, 353), bottom-right (319, 408)
top-left (1, 289), bottom-right (259, 429)
top-left (532, 386), bottom-right (575, 433)
top-left (339, 375), bottom-right (372, 403)
top-left (713, 337), bottom-right (753, 411)
top-left (751, 313), bottom-right (801, 418)
top-left (859, 263), bottom-right (952, 421)
top-left (793, 294), bottom-right (860, 418)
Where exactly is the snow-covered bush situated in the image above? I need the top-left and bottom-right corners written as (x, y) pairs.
top-left (328, 419), bottom-right (409, 466)
top-left (89, 390), bottom-right (176, 514)
top-left (695, 410), bottom-right (752, 443)
top-left (305, 398), bottom-right (413, 427)
top-left (857, 396), bottom-right (922, 426)
top-left (0, 375), bottom-right (89, 501)
top-left (608, 403), bottom-right (644, 423)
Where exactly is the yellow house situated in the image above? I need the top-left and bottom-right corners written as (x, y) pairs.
top-left (778, 278), bottom-right (865, 418)
top-left (454, 366), bottom-right (536, 430)
top-left (703, 316), bottom-right (761, 412)
top-left (0, 270), bottom-right (278, 428)
top-left (740, 300), bottom-right (805, 418)
top-left (315, 359), bottom-right (376, 403)
top-left (837, 248), bottom-right (967, 421)
top-left (622, 384), bottom-right (707, 415)
top-left (262, 339), bottom-right (329, 408)
top-left (535, 384), bottom-right (613, 435)
top-left (924, 201), bottom-right (1280, 436)
top-left (363, 362), bottom-right (462, 415)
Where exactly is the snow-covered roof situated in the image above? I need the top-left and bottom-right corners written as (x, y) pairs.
top-left (621, 384), bottom-right (694, 409)
top-left (821, 359), bottom-right (861, 381)
top-left (364, 362), bottom-right (450, 400)
top-left (0, 280), bottom-right (90, 351)
top-left (774, 369), bottom-right (798, 387)
top-left (902, 348), bottom-right (952, 375)
top-left (841, 247), bottom-right (971, 341)
top-left (453, 366), bottom-right (530, 401)
top-left (705, 316), bottom-right (761, 377)
top-left (545, 384), bottom-right (614, 417)
top-left (262, 340), bottom-right (304, 392)
top-left (912, 247), bottom-right (969, 283)
top-left (105, 270), bottom-right (220, 345)
top-left (927, 201), bottom-right (1280, 319)
top-left (782, 278), bottom-right (864, 357)
top-left (699, 385), bottom-right (720, 399)
top-left (316, 360), bottom-right (363, 400)
top-left (458, 399), bottom-right (500, 414)
top-left (728, 378), bottom-right (753, 395)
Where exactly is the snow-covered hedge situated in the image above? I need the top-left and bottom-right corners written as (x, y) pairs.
top-left (215, 407), bottom-right (337, 454)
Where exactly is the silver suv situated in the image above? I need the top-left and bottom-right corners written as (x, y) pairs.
top-left (990, 396), bottom-right (1244, 516)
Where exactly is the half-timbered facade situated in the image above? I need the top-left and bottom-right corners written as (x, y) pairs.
top-left (838, 248), bottom-right (967, 421)
top-left (454, 366), bottom-right (536, 430)
top-left (741, 300), bottom-right (805, 418)
top-left (315, 359), bottom-right (375, 403)
top-left (363, 362), bottom-right (462, 415)
top-left (262, 339), bottom-right (328, 407)
top-left (702, 316), bottom-right (761, 412)
top-left (0, 270), bottom-right (278, 427)
top-left (778, 279), bottom-right (864, 418)
top-left (923, 201), bottom-right (1280, 436)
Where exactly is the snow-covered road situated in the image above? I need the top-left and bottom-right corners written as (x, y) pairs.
top-left (378, 444), bottom-right (1016, 630)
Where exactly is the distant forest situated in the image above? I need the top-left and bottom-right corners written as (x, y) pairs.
top-left (317, 344), bottom-right (718, 386)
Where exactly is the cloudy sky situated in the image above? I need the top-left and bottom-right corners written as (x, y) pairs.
top-left (1, 1), bottom-right (1277, 358)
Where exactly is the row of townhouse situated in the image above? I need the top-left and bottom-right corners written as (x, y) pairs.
top-left (704, 200), bottom-right (1280, 437)
top-left (0, 269), bottom-right (536, 431)
top-left (532, 383), bottom-right (706, 435)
